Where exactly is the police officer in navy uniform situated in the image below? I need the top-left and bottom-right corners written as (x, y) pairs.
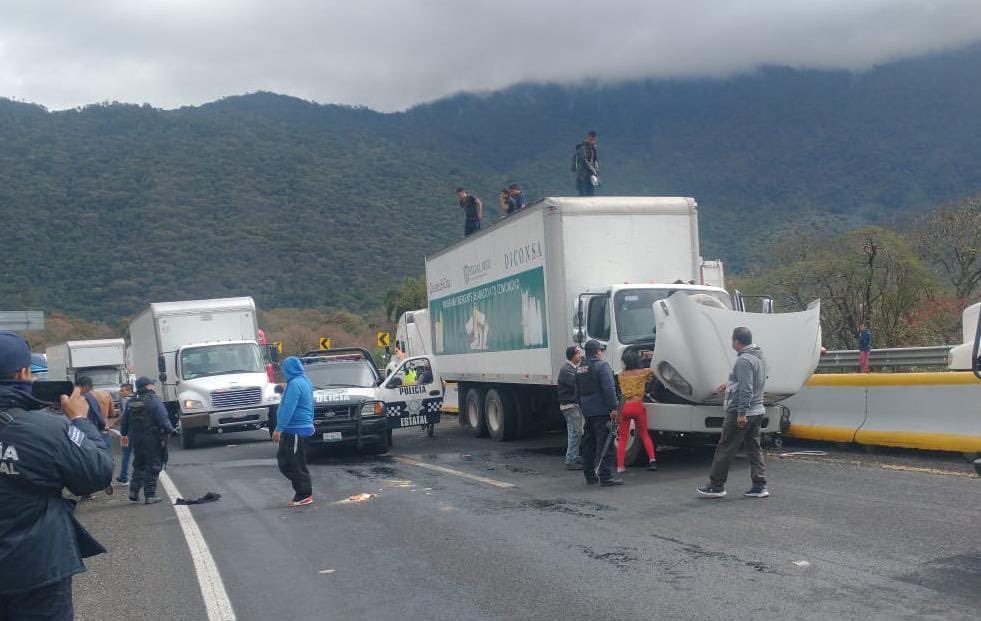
top-left (0, 331), bottom-right (113, 620)
top-left (120, 377), bottom-right (175, 505)
top-left (576, 340), bottom-right (624, 486)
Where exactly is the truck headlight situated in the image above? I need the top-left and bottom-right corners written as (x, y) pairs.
top-left (360, 401), bottom-right (384, 417)
top-left (182, 399), bottom-right (206, 411)
top-left (657, 362), bottom-right (693, 397)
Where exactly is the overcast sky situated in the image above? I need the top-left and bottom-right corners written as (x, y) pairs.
top-left (2, 0), bottom-right (980, 111)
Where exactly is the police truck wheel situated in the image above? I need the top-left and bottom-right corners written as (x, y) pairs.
top-left (181, 429), bottom-right (196, 450)
top-left (485, 388), bottom-right (517, 442)
top-left (618, 418), bottom-right (647, 466)
top-left (464, 388), bottom-right (487, 438)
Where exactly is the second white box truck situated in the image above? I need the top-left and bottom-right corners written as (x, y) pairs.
top-left (129, 297), bottom-right (280, 448)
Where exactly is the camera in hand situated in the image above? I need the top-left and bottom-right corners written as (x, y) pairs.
top-left (31, 381), bottom-right (74, 405)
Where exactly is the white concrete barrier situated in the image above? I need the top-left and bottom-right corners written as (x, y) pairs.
top-left (784, 373), bottom-right (981, 452)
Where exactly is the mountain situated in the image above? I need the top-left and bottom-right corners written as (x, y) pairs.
top-left (2, 44), bottom-right (980, 322)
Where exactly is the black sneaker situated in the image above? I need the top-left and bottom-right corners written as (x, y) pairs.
top-left (565, 462), bottom-right (584, 470)
top-left (128, 492), bottom-right (140, 502)
top-left (104, 485), bottom-right (114, 496)
top-left (744, 484), bottom-right (770, 498)
top-left (697, 483), bottom-right (726, 498)
top-left (600, 478), bottom-right (624, 487)
top-left (584, 476), bottom-right (599, 485)
top-left (646, 460), bottom-right (658, 471)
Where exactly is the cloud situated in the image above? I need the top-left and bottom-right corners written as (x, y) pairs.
top-left (1, 0), bottom-right (980, 111)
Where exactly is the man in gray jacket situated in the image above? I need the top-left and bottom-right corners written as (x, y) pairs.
top-left (698, 327), bottom-right (769, 498)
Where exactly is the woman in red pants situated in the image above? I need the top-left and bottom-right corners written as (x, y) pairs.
top-left (616, 350), bottom-right (658, 473)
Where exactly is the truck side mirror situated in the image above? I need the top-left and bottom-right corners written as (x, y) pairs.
top-left (158, 372), bottom-right (167, 383)
top-left (574, 329), bottom-right (584, 344)
top-left (157, 354), bottom-right (166, 374)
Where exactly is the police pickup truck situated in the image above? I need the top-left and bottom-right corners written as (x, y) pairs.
top-left (268, 348), bottom-right (443, 453)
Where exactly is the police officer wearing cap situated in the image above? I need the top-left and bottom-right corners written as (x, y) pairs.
top-left (575, 339), bottom-right (624, 486)
top-left (0, 330), bottom-right (113, 619)
top-left (120, 376), bottom-right (175, 504)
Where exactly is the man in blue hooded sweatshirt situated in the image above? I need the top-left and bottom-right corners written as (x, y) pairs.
top-left (273, 356), bottom-right (315, 507)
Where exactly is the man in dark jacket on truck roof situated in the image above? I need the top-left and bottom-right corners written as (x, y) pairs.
top-left (576, 340), bottom-right (623, 487)
top-left (698, 327), bottom-right (769, 499)
top-left (0, 330), bottom-right (113, 620)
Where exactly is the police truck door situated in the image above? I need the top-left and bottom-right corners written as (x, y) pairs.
top-left (379, 356), bottom-right (443, 431)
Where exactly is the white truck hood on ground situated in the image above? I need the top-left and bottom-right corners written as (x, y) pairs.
top-left (652, 293), bottom-right (822, 404)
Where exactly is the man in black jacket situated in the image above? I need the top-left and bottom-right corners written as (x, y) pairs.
top-left (575, 340), bottom-right (623, 486)
top-left (556, 345), bottom-right (584, 470)
top-left (0, 330), bottom-right (113, 620)
top-left (121, 377), bottom-right (175, 505)
top-left (572, 131), bottom-right (599, 196)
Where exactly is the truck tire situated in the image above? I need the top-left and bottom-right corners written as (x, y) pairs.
top-left (181, 429), bottom-right (197, 450)
top-left (617, 418), bottom-right (653, 467)
top-left (464, 388), bottom-right (487, 438)
top-left (267, 409), bottom-right (278, 439)
top-left (485, 388), bottom-right (517, 442)
top-left (364, 441), bottom-right (389, 455)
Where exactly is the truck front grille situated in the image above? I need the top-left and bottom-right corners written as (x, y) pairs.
top-left (212, 387), bottom-right (262, 409)
top-left (314, 404), bottom-right (356, 421)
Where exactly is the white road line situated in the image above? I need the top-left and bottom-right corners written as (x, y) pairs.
top-left (394, 456), bottom-right (517, 488)
top-left (158, 471), bottom-right (237, 621)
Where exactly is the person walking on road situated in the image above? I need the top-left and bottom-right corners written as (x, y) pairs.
top-left (616, 350), bottom-right (658, 473)
top-left (572, 131), bottom-right (599, 196)
top-left (273, 356), bottom-right (315, 507)
top-left (0, 330), bottom-right (113, 620)
top-left (76, 376), bottom-right (115, 496)
top-left (576, 340), bottom-right (623, 487)
top-left (858, 322), bottom-right (873, 373)
top-left (697, 327), bottom-right (769, 499)
top-left (112, 382), bottom-right (134, 484)
top-left (456, 187), bottom-right (483, 237)
top-left (557, 345), bottom-right (584, 470)
top-left (120, 377), bottom-right (174, 505)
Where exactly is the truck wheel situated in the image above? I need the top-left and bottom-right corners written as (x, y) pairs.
top-left (181, 429), bottom-right (197, 450)
top-left (464, 388), bottom-right (487, 438)
top-left (618, 418), bottom-right (647, 467)
top-left (485, 388), bottom-right (517, 442)
top-left (267, 410), bottom-right (278, 439)
top-left (365, 441), bottom-right (389, 455)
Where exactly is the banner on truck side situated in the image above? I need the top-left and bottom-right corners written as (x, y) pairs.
top-left (430, 267), bottom-right (548, 355)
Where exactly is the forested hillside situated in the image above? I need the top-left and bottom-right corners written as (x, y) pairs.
top-left (2, 44), bottom-right (979, 322)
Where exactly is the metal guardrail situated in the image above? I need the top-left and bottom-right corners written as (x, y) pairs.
top-left (817, 346), bottom-right (951, 370)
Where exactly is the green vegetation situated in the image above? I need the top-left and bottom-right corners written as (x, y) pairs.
top-left (1, 44), bottom-right (980, 335)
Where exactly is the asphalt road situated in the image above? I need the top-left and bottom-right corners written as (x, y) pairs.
top-left (74, 419), bottom-right (980, 620)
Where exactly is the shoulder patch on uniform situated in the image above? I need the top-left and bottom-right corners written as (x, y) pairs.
top-left (67, 424), bottom-right (85, 447)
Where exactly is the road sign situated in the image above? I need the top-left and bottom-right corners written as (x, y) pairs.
top-left (319, 337), bottom-right (332, 350)
top-left (376, 332), bottom-right (392, 348)
top-left (273, 341), bottom-right (283, 354)
top-left (0, 311), bottom-right (44, 332)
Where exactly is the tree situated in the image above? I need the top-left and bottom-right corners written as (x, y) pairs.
top-left (738, 227), bottom-right (941, 348)
top-left (913, 195), bottom-right (981, 300)
top-left (384, 277), bottom-right (427, 323)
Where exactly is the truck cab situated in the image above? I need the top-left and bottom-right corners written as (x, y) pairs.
top-left (163, 339), bottom-right (280, 448)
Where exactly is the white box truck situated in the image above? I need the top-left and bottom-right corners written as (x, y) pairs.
top-left (129, 297), bottom-right (280, 449)
top-left (424, 196), bottom-right (822, 460)
top-left (46, 339), bottom-right (127, 406)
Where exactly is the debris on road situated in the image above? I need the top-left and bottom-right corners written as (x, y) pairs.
top-left (319, 569), bottom-right (336, 575)
top-left (778, 451), bottom-right (828, 458)
top-left (793, 561), bottom-right (811, 568)
top-left (340, 493), bottom-right (376, 504)
top-left (175, 492), bottom-right (222, 505)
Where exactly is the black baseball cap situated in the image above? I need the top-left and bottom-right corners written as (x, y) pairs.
top-left (584, 340), bottom-right (606, 353)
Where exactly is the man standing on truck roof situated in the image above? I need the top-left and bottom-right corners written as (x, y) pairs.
top-left (572, 130), bottom-right (599, 196)
top-left (557, 345), bottom-right (584, 470)
top-left (456, 187), bottom-right (483, 237)
top-left (273, 357), bottom-right (315, 507)
top-left (576, 340), bottom-right (623, 487)
top-left (697, 327), bottom-right (769, 499)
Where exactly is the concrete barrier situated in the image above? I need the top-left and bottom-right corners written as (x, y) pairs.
top-left (784, 372), bottom-right (981, 453)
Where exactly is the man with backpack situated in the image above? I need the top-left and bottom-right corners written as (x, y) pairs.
top-left (572, 131), bottom-right (600, 196)
top-left (120, 377), bottom-right (175, 505)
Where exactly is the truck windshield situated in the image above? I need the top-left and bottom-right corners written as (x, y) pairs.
top-left (615, 288), bottom-right (732, 344)
top-left (180, 343), bottom-right (264, 380)
top-left (303, 361), bottom-right (377, 389)
top-left (81, 368), bottom-right (121, 386)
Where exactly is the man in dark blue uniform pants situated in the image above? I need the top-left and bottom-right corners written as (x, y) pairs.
top-left (120, 377), bottom-right (175, 505)
top-left (576, 340), bottom-right (623, 487)
top-left (0, 330), bottom-right (114, 620)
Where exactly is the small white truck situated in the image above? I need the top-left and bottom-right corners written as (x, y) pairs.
top-left (129, 297), bottom-right (280, 448)
top-left (422, 196), bottom-right (822, 461)
top-left (46, 339), bottom-right (128, 406)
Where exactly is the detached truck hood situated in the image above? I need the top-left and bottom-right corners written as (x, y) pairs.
top-left (652, 293), bottom-right (822, 404)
